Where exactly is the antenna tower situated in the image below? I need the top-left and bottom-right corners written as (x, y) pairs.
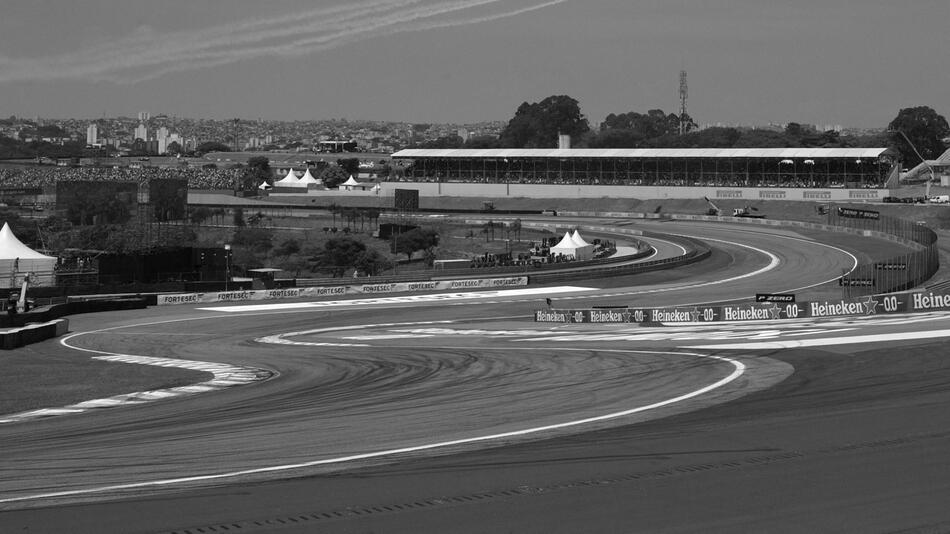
top-left (679, 70), bottom-right (688, 135)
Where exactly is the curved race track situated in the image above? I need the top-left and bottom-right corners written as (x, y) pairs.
top-left (3, 219), bottom-right (950, 534)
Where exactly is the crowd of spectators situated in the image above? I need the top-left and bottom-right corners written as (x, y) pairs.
top-left (0, 165), bottom-right (242, 190)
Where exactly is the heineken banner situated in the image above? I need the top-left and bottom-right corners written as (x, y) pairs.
top-left (534, 291), bottom-right (950, 323)
top-left (158, 276), bottom-right (528, 305)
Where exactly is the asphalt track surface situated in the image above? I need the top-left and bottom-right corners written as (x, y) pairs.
top-left (4, 220), bottom-right (950, 533)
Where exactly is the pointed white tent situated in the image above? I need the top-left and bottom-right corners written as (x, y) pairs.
top-left (340, 175), bottom-right (362, 191)
top-left (258, 181), bottom-right (272, 190)
top-left (550, 230), bottom-right (594, 260)
top-left (298, 168), bottom-right (321, 188)
top-left (0, 222), bottom-right (56, 286)
top-left (571, 229), bottom-right (592, 247)
top-left (275, 168), bottom-right (305, 188)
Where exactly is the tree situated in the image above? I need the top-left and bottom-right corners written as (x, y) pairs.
top-left (888, 106), bottom-right (950, 165)
top-left (391, 228), bottom-right (439, 262)
top-left (463, 135), bottom-right (501, 149)
top-left (196, 141), bottom-right (231, 154)
top-left (600, 109), bottom-right (681, 139)
top-left (240, 156), bottom-right (271, 190)
top-left (499, 95), bottom-right (590, 148)
top-left (166, 141), bottom-right (183, 156)
top-left (320, 165), bottom-right (349, 189)
top-left (312, 236), bottom-right (368, 276)
top-left (272, 238), bottom-right (301, 257)
top-left (336, 158), bottom-right (361, 176)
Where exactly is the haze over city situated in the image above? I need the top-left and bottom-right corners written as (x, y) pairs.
top-left (0, 0), bottom-right (947, 129)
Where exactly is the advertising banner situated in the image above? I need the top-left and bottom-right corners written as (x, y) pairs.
top-left (534, 294), bottom-right (930, 323)
top-left (837, 206), bottom-right (880, 220)
top-left (157, 276), bottom-right (529, 305)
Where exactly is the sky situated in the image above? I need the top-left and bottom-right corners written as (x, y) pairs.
top-left (0, 0), bottom-right (947, 129)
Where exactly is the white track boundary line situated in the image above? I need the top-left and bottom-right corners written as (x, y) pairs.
top-left (0, 347), bottom-right (745, 506)
top-left (0, 331), bottom-right (274, 425)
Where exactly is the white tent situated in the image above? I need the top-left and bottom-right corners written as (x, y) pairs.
top-left (275, 168), bottom-right (305, 188)
top-left (550, 230), bottom-right (594, 260)
top-left (571, 230), bottom-right (592, 247)
top-left (258, 181), bottom-right (272, 190)
top-left (298, 168), bottom-right (322, 188)
top-left (340, 175), bottom-right (362, 191)
top-left (0, 222), bottom-right (56, 287)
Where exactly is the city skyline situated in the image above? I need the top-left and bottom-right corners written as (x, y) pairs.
top-left (0, 0), bottom-right (947, 128)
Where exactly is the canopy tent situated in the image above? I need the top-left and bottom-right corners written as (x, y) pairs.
top-left (298, 168), bottom-right (322, 188)
top-left (258, 181), bottom-right (273, 190)
top-left (570, 230), bottom-right (592, 248)
top-left (0, 222), bottom-right (56, 287)
top-left (549, 230), bottom-right (594, 260)
top-left (275, 168), bottom-right (306, 188)
top-left (339, 175), bottom-right (363, 191)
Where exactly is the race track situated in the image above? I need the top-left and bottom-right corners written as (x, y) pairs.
top-left (3, 219), bottom-right (949, 534)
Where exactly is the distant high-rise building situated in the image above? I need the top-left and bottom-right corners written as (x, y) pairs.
top-left (86, 123), bottom-right (98, 146)
top-left (134, 123), bottom-right (148, 142)
top-left (138, 111), bottom-right (151, 122)
top-left (156, 126), bottom-right (170, 154)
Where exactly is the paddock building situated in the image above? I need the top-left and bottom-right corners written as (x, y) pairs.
top-left (388, 148), bottom-right (900, 202)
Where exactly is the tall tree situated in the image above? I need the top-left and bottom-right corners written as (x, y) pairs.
top-left (241, 156), bottom-right (271, 190)
top-left (320, 165), bottom-right (349, 189)
top-left (391, 228), bottom-right (439, 262)
top-left (887, 106), bottom-right (950, 165)
top-left (499, 95), bottom-right (589, 148)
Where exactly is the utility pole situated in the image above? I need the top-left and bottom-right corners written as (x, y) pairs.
top-left (679, 70), bottom-right (688, 135)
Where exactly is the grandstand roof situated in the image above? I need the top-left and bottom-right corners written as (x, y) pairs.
top-left (392, 148), bottom-right (894, 159)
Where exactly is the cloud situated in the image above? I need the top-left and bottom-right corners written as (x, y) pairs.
top-left (0, 0), bottom-right (569, 84)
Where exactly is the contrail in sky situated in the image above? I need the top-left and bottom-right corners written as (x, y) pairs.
top-left (0, 0), bottom-right (569, 84)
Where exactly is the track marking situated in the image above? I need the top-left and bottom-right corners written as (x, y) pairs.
top-left (684, 328), bottom-right (950, 350)
top-left (0, 347), bottom-right (745, 506)
top-left (0, 333), bottom-right (273, 425)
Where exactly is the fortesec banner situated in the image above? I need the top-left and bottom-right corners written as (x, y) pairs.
top-left (157, 276), bottom-right (529, 305)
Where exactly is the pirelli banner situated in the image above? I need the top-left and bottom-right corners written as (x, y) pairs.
top-left (158, 276), bottom-right (528, 305)
top-left (534, 291), bottom-right (950, 323)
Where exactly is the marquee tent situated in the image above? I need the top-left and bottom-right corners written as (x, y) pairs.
top-left (298, 168), bottom-right (322, 188)
top-left (549, 230), bottom-right (594, 260)
top-left (0, 222), bottom-right (56, 287)
top-left (275, 168), bottom-right (305, 188)
top-left (571, 230), bottom-right (592, 248)
top-left (340, 175), bottom-right (363, 191)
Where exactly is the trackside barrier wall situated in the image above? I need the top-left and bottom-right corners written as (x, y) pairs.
top-left (0, 319), bottom-right (69, 350)
top-left (534, 290), bottom-right (946, 324)
top-left (0, 297), bottom-right (149, 329)
top-left (157, 276), bottom-right (529, 305)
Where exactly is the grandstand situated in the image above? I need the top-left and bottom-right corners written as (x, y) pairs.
top-left (390, 148), bottom-right (900, 201)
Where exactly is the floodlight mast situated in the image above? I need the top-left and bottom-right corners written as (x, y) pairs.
top-left (890, 128), bottom-right (937, 198)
